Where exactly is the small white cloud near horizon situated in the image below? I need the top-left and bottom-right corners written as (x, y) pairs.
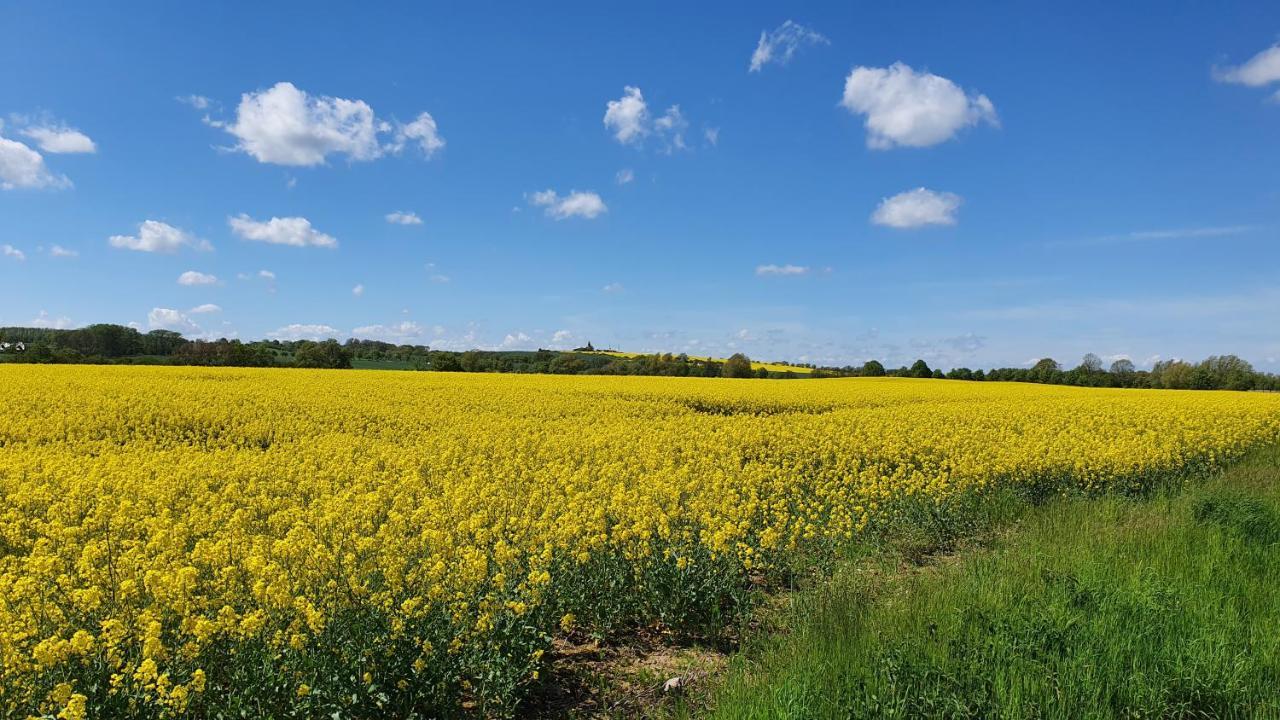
top-left (2, 244), bottom-right (25, 261)
top-left (756, 263), bottom-right (810, 276)
top-left (209, 81), bottom-right (443, 166)
top-left (1214, 43), bottom-right (1280, 90)
top-left (385, 211), bottom-right (423, 225)
top-left (841, 62), bottom-right (998, 149)
top-left (352, 283), bottom-right (365, 297)
top-left (177, 270), bottom-right (218, 286)
top-left (109, 220), bottom-right (212, 253)
top-left (148, 307), bottom-right (201, 336)
top-left (872, 188), bottom-right (962, 228)
top-left (351, 321), bottom-right (425, 343)
top-left (189, 303), bottom-right (221, 314)
top-left (19, 123), bottom-right (96, 154)
top-left (501, 331), bottom-right (534, 349)
top-left (268, 323), bottom-right (340, 341)
top-left (229, 213), bottom-right (338, 248)
top-left (750, 20), bottom-right (829, 72)
top-left (528, 189), bottom-right (608, 220)
top-left (31, 310), bottom-right (72, 329)
top-left (0, 135), bottom-right (71, 190)
top-left (49, 245), bottom-right (78, 258)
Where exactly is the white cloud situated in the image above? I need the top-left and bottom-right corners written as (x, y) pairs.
top-left (605, 86), bottom-right (649, 145)
top-left (385, 211), bottom-right (423, 225)
top-left (148, 307), bottom-right (201, 336)
top-left (176, 94), bottom-right (212, 110)
top-left (0, 135), bottom-right (70, 190)
top-left (109, 220), bottom-right (212, 253)
top-left (351, 321), bottom-right (425, 343)
top-left (552, 329), bottom-right (574, 343)
top-left (704, 127), bottom-right (720, 146)
top-left (258, 269), bottom-right (276, 280)
top-left (1215, 43), bottom-right (1280, 87)
top-left (756, 263), bottom-right (810, 276)
top-left (2, 244), bottom-right (24, 261)
top-left (212, 82), bottom-right (445, 167)
top-left (528, 189), bottom-right (607, 220)
top-left (616, 168), bottom-right (634, 185)
top-left (267, 323), bottom-right (340, 341)
top-left (189, 303), bottom-right (221, 314)
top-left (30, 310), bottom-right (72, 329)
top-left (840, 62), bottom-right (998, 149)
top-left (749, 20), bottom-right (829, 72)
top-left (390, 112), bottom-right (445, 157)
top-left (49, 245), bottom-right (78, 258)
top-left (500, 331), bottom-right (533, 349)
top-left (352, 283), bottom-right (365, 297)
top-left (653, 105), bottom-right (688, 151)
top-left (229, 214), bottom-right (338, 248)
top-left (871, 187), bottom-right (962, 228)
top-left (177, 270), bottom-right (218, 286)
top-left (603, 282), bottom-right (624, 293)
top-left (20, 124), bottom-right (96, 154)
top-left (425, 263), bottom-right (450, 283)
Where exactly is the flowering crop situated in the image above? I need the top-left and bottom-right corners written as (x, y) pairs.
top-left (1, 366), bottom-right (1277, 717)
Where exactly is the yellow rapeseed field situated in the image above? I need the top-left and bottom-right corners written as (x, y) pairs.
top-left (2, 365), bottom-right (1278, 718)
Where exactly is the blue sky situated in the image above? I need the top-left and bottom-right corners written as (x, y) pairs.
top-left (2, 1), bottom-right (1278, 370)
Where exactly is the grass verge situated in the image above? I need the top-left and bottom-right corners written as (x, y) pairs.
top-left (695, 444), bottom-right (1280, 719)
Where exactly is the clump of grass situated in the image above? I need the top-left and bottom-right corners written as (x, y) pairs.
top-left (703, 445), bottom-right (1280, 719)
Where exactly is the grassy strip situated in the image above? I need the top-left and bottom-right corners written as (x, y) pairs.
top-left (697, 445), bottom-right (1280, 719)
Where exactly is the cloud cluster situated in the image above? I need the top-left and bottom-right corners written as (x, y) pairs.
top-left (1215, 42), bottom-right (1280, 97)
top-left (841, 63), bottom-right (997, 149)
top-left (871, 187), bottom-right (962, 228)
top-left (385, 211), bottom-right (422, 225)
top-left (20, 124), bottom-right (96, 154)
top-left (2, 244), bottom-right (24, 261)
top-left (528, 189), bottom-right (608, 220)
top-left (211, 82), bottom-right (444, 166)
top-left (148, 307), bottom-right (202, 335)
top-left (267, 323), bottom-right (341, 341)
top-left (0, 135), bottom-right (70, 190)
top-left (351, 321), bottom-right (426, 343)
top-left (109, 220), bottom-right (212, 253)
top-left (749, 20), bottom-right (828, 72)
top-left (177, 270), bottom-right (218, 286)
top-left (229, 214), bottom-right (338, 248)
top-left (603, 86), bottom-right (690, 151)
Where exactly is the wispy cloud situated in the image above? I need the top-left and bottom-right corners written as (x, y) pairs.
top-left (1047, 225), bottom-right (1256, 248)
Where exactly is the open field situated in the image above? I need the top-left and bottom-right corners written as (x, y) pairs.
top-left (2, 366), bottom-right (1279, 718)
top-left (704, 445), bottom-right (1280, 719)
top-left (582, 351), bottom-right (815, 375)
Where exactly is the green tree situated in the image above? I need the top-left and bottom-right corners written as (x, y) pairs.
top-left (861, 360), bottom-right (886, 377)
top-left (722, 353), bottom-right (754, 379)
top-left (909, 359), bottom-right (932, 378)
top-left (293, 340), bottom-right (352, 369)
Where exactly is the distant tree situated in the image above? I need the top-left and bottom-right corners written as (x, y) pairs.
top-left (972, 368), bottom-right (986, 381)
top-left (1029, 358), bottom-right (1061, 383)
top-left (1109, 358), bottom-right (1135, 376)
top-left (932, 369), bottom-right (945, 379)
top-left (861, 360), bottom-right (886, 377)
top-left (755, 366), bottom-right (770, 379)
top-left (722, 353), bottom-right (754, 379)
top-left (909, 359), bottom-right (932, 379)
top-left (1081, 353), bottom-right (1103, 373)
top-left (293, 340), bottom-right (352, 369)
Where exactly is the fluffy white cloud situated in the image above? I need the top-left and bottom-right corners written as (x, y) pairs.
top-left (0, 135), bottom-right (70, 190)
top-left (1215, 43), bottom-right (1280, 87)
top-left (177, 270), bottom-right (218, 286)
top-left (2, 244), bottom-right (24, 261)
top-left (49, 245), bottom-right (78, 258)
top-left (391, 112), bottom-right (445, 157)
top-left (552, 329), bottom-right (574, 343)
top-left (20, 125), bottom-right (96, 154)
top-left (840, 63), bottom-right (998, 149)
top-left (604, 86), bottom-right (649, 145)
top-left (109, 220), bottom-right (212, 253)
top-left (352, 283), bottom-right (365, 297)
top-left (148, 307), bottom-right (201, 335)
top-left (351, 321), bottom-right (425, 343)
top-left (871, 188), bottom-right (962, 228)
top-left (189, 303), bottom-right (221, 314)
top-left (30, 310), bottom-right (72, 329)
top-left (229, 214), bottom-right (338, 248)
top-left (500, 331), bottom-right (533, 349)
top-left (615, 168), bottom-right (634, 185)
top-left (267, 323), bottom-right (340, 341)
top-left (528, 189), bottom-right (607, 220)
top-left (749, 20), bottom-right (828, 72)
top-left (385, 211), bottom-right (422, 225)
top-left (756, 264), bottom-right (810, 276)
top-left (653, 105), bottom-right (688, 151)
top-left (213, 82), bottom-right (444, 166)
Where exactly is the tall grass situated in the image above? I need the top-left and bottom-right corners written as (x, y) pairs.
top-left (704, 445), bottom-right (1280, 719)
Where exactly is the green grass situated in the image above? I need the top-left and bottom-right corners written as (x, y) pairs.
top-left (700, 445), bottom-right (1280, 719)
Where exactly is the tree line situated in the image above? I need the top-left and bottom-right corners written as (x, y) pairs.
top-left (1, 324), bottom-right (1275, 390)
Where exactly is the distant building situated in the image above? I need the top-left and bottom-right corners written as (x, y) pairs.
top-left (0, 341), bottom-right (25, 352)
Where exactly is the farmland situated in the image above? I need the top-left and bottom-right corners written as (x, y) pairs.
top-left (2, 366), bottom-right (1279, 718)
